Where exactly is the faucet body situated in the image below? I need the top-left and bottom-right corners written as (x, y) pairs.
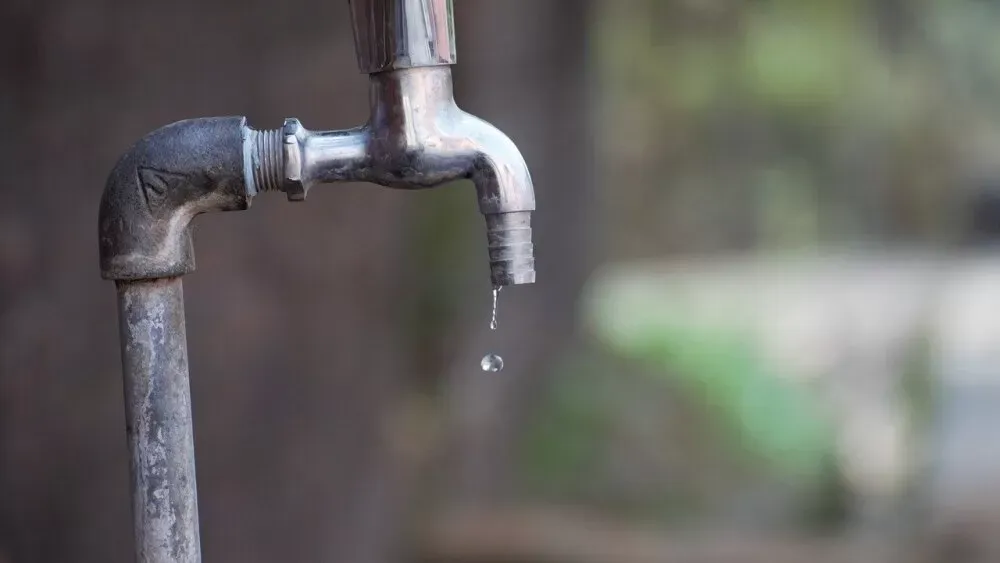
top-left (98, 1), bottom-right (535, 562)
top-left (280, 65), bottom-right (535, 285)
top-left (298, 66), bottom-right (533, 209)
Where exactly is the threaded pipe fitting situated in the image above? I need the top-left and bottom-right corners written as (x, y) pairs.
top-left (248, 128), bottom-right (283, 194)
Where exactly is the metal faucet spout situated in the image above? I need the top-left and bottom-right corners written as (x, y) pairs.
top-left (275, 63), bottom-right (535, 286)
top-left (340, 0), bottom-right (537, 286)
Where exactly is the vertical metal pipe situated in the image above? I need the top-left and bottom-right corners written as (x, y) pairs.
top-left (348, 0), bottom-right (456, 73)
top-left (116, 277), bottom-right (202, 563)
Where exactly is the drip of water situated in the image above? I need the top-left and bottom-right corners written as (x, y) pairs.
top-left (482, 286), bottom-right (504, 372)
top-left (490, 286), bottom-right (501, 330)
top-left (480, 353), bottom-right (504, 372)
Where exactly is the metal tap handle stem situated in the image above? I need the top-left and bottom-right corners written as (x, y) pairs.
top-left (348, 0), bottom-right (456, 73)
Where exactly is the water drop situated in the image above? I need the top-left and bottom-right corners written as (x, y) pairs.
top-left (480, 353), bottom-right (504, 372)
top-left (489, 286), bottom-right (502, 330)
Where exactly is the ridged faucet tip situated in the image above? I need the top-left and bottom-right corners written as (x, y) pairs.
top-left (486, 211), bottom-right (535, 286)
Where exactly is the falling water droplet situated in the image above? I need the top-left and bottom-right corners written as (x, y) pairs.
top-left (482, 286), bottom-right (504, 372)
top-left (480, 353), bottom-right (504, 372)
top-left (490, 286), bottom-right (502, 330)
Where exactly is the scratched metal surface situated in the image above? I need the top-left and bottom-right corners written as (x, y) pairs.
top-left (117, 278), bottom-right (201, 563)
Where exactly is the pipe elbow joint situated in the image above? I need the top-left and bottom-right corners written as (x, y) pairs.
top-left (98, 117), bottom-right (252, 280)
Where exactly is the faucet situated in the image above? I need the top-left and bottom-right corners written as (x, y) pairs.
top-left (98, 1), bottom-right (535, 561)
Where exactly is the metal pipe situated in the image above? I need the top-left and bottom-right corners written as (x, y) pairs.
top-left (116, 277), bottom-right (201, 563)
top-left (98, 116), bottom-right (253, 281)
top-left (100, 117), bottom-right (251, 563)
top-left (348, 0), bottom-right (456, 73)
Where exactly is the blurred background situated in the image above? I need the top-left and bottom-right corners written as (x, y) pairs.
top-left (3, 0), bottom-right (1000, 561)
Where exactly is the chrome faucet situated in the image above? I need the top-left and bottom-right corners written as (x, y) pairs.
top-left (252, 0), bottom-right (535, 285)
top-left (98, 1), bottom-right (534, 561)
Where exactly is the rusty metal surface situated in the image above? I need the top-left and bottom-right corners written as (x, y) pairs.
top-left (99, 117), bottom-right (252, 281)
top-left (116, 278), bottom-right (201, 563)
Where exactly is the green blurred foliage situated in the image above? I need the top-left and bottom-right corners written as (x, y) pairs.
top-left (597, 0), bottom-right (1000, 253)
top-left (517, 350), bottom-right (706, 521)
top-left (584, 275), bottom-right (835, 479)
top-left (514, 0), bottom-right (1000, 527)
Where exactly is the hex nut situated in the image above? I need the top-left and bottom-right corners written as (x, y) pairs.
top-left (282, 118), bottom-right (307, 201)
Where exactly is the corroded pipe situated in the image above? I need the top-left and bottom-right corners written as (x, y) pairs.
top-left (100, 117), bottom-right (248, 563)
top-left (116, 277), bottom-right (200, 563)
